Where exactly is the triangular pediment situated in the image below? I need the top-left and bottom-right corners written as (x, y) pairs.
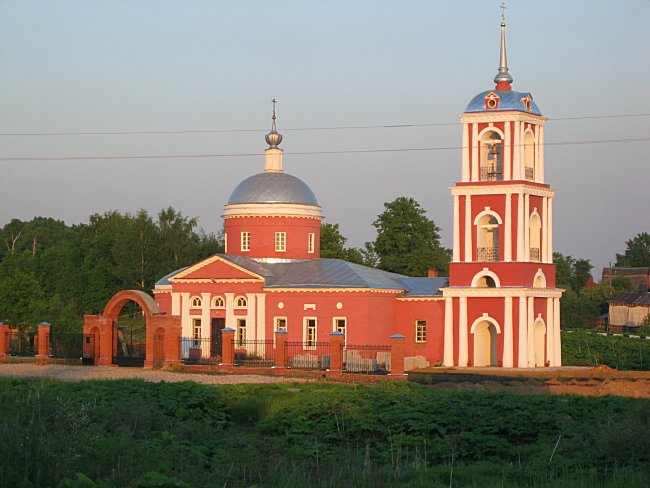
top-left (170, 255), bottom-right (264, 282)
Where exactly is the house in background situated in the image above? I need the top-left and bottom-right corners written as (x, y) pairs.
top-left (601, 267), bottom-right (650, 292)
top-left (608, 292), bottom-right (650, 332)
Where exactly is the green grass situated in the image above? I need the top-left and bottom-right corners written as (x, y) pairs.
top-left (1, 379), bottom-right (649, 487)
top-left (562, 329), bottom-right (650, 370)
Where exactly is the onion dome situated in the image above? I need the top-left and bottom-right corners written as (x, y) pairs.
top-left (228, 172), bottom-right (319, 206)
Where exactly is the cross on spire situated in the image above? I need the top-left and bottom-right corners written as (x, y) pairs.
top-left (271, 98), bottom-right (277, 120)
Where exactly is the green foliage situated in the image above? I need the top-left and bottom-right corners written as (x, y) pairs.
top-left (371, 197), bottom-right (450, 277)
top-left (0, 209), bottom-right (221, 330)
top-left (319, 222), bottom-right (365, 264)
top-left (2, 379), bottom-right (650, 487)
top-left (562, 330), bottom-right (650, 370)
top-left (615, 232), bottom-right (650, 268)
top-left (554, 252), bottom-right (593, 292)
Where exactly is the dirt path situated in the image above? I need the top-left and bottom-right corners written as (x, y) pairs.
top-left (0, 363), bottom-right (307, 385)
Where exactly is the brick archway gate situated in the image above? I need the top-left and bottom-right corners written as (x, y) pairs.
top-left (83, 290), bottom-right (181, 368)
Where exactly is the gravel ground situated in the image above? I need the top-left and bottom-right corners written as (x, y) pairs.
top-left (0, 363), bottom-right (307, 385)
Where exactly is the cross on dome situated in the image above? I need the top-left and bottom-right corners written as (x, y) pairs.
top-left (265, 98), bottom-right (283, 149)
top-left (494, 1), bottom-right (513, 89)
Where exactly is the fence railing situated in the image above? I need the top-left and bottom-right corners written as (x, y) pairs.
top-left (480, 165), bottom-right (503, 181)
top-left (477, 246), bottom-right (498, 262)
top-left (343, 345), bottom-right (391, 374)
top-left (180, 337), bottom-right (221, 364)
top-left (8, 332), bottom-right (36, 357)
top-left (233, 339), bottom-right (275, 367)
top-left (525, 166), bottom-right (535, 180)
top-left (286, 341), bottom-right (331, 370)
top-left (529, 247), bottom-right (540, 262)
top-left (49, 333), bottom-right (84, 359)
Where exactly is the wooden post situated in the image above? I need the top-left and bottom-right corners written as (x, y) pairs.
top-left (220, 328), bottom-right (235, 366)
top-left (274, 330), bottom-right (288, 368)
top-left (36, 322), bottom-right (51, 360)
top-left (328, 332), bottom-right (344, 372)
top-left (389, 334), bottom-right (407, 376)
top-left (0, 323), bottom-right (9, 359)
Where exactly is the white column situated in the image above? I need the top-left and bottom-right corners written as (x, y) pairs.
top-left (504, 121), bottom-right (511, 180)
top-left (519, 122), bottom-right (525, 179)
top-left (537, 126), bottom-right (544, 183)
top-left (505, 193), bottom-right (512, 262)
top-left (527, 296), bottom-right (535, 367)
top-left (471, 124), bottom-right (479, 182)
top-left (462, 124), bottom-right (470, 182)
top-left (201, 293), bottom-right (211, 356)
top-left (225, 293), bottom-right (235, 330)
top-left (464, 195), bottom-right (472, 262)
top-left (180, 292), bottom-right (190, 337)
top-left (453, 195), bottom-right (460, 262)
top-left (548, 197), bottom-right (553, 258)
top-left (256, 293), bottom-right (266, 342)
top-left (444, 297), bottom-right (454, 366)
top-left (524, 194), bottom-right (530, 261)
top-left (458, 297), bottom-right (468, 367)
top-left (534, 125), bottom-right (540, 183)
top-left (556, 297), bottom-right (562, 366)
top-left (513, 121), bottom-right (521, 179)
top-left (517, 193), bottom-right (524, 261)
top-left (503, 296), bottom-right (513, 367)
top-left (171, 292), bottom-right (181, 316)
top-left (246, 292), bottom-right (256, 341)
top-left (542, 197), bottom-right (549, 262)
top-left (517, 296), bottom-right (528, 367)
top-left (546, 297), bottom-right (554, 366)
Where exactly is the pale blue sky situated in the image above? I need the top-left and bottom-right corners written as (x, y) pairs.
top-left (1, 0), bottom-right (649, 277)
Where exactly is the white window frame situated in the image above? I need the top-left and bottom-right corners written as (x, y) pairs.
top-left (333, 317), bottom-right (347, 345)
top-left (235, 296), bottom-right (247, 308)
top-left (236, 318), bottom-right (246, 346)
top-left (212, 296), bottom-right (225, 309)
top-left (415, 320), bottom-right (427, 343)
top-left (241, 231), bottom-right (250, 252)
top-left (190, 296), bottom-right (202, 308)
top-left (308, 233), bottom-right (315, 254)
top-left (192, 318), bottom-right (202, 347)
top-left (275, 232), bottom-right (286, 252)
top-left (274, 316), bottom-right (288, 344)
top-left (303, 317), bottom-right (317, 350)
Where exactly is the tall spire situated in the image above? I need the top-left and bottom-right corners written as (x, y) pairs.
top-left (264, 98), bottom-right (284, 173)
top-left (494, 1), bottom-right (513, 89)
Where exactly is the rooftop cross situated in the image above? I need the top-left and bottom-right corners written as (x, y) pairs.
top-left (494, 1), bottom-right (513, 88)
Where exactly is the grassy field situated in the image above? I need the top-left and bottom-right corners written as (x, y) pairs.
top-left (562, 329), bottom-right (650, 370)
top-left (1, 378), bottom-right (649, 487)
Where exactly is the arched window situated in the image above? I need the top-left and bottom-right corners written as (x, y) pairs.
top-left (235, 296), bottom-right (247, 308)
top-left (212, 296), bottom-right (225, 309)
top-left (480, 130), bottom-right (503, 181)
top-left (524, 130), bottom-right (535, 181)
top-left (533, 269), bottom-right (547, 288)
top-left (471, 269), bottom-right (501, 288)
top-left (190, 296), bottom-right (202, 308)
top-left (476, 214), bottom-right (500, 262)
top-left (529, 212), bottom-right (541, 262)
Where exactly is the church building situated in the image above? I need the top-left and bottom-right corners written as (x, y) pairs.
top-left (153, 10), bottom-right (562, 369)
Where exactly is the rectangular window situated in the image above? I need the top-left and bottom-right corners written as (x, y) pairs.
top-left (275, 232), bottom-right (286, 252)
top-left (304, 318), bottom-right (317, 349)
top-left (192, 318), bottom-right (202, 347)
top-left (275, 317), bottom-right (287, 333)
top-left (308, 233), bottom-right (315, 253)
top-left (236, 319), bottom-right (246, 346)
top-left (241, 232), bottom-right (250, 252)
top-left (334, 317), bottom-right (347, 345)
top-left (415, 320), bottom-right (427, 343)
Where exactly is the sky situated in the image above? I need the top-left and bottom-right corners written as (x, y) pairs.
top-left (1, 0), bottom-right (649, 279)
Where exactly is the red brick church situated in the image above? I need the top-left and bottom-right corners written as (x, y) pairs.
top-left (152, 10), bottom-right (562, 369)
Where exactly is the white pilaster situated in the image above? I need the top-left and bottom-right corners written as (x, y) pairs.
top-left (503, 296), bottom-right (513, 367)
top-left (513, 121), bottom-right (521, 179)
top-left (519, 122), bottom-right (525, 179)
top-left (180, 292), bottom-right (190, 337)
top-left (527, 296), bottom-right (535, 367)
top-left (539, 126), bottom-right (545, 183)
top-left (548, 197), bottom-right (553, 258)
top-left (505, 193), bottom-right (512, 262)
top-left (518, 296), bottom-right (527, 367)
top-left (471, 124), bottom-right (479, 181)
top-left (553, 297), bottom-right (561, 366)
top-left (201, 292), bottom-right (211, 346)
top-left (546, 297), bottom-right (554, 366)
top-left (459, 297), bottom-right (468, 367)
top-left (464, 195), bottom-right (472, 262)
top-left (524, 194), bottom-right (530, 261)
top-left (171, 292), bottom-right (181, 316)
top-left (504, 121), bottom-right (511, 180)
top-left (443, 297), bottom-right (454, 366)
top-left (517, 193), bottom-right (524, 261)
top-left (453, 195), bottom-right (460, 262)
top-left (534, 124), bottom-right (540, 183)
top-left (225, 293), bottom-right (235, 330)
top-left (246, 292), bottom-right (256, 341)
top-left (256, 293), bottom-right (266, 341)
top-left (462, 124), bottom-right (470, 182)
top-left (542, 197), bottom-right (549, 262)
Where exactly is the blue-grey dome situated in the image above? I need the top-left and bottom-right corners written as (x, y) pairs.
top-left (465, 90), bottom-right (542, 115)
top-left (228, 172), bottom-right (319, 206)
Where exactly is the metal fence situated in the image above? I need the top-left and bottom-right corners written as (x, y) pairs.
top-left (8, 332), bottom-right (36, 357)
top-left (180, 337), bottom-right (221, 364)
top-left (343, 345), bottom-right (391, 374)
top-left (286, 341), bottom-right (331, 370)
top-left (233, 339), bottom-right (275, 367)
top-left (49, 333), bottom-right (81, 359)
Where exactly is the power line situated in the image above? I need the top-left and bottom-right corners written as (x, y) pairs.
top-left (0, 113), bottom-right (648, 137)
top-left (1, 137), bottom-right (648, 162)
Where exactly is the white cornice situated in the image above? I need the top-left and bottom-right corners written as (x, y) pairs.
top-left (170, 255), bottom-right (264, 282)
top-left (264, 287), bottom-right (403, 294)
top-left (450, 184), bottom-right (555, 198)
top-left (442, 287), bottom-right (564, 298)
top-left (223, 203), bottom-right (323, 219)
top-left (459, 112), bottom-right (547, 124)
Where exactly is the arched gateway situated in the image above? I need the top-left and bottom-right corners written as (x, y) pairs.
top-left (83, 290), bottom-right (182, 367)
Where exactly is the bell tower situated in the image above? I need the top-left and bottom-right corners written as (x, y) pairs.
top-left (441, 3), bottom-right (563, 368)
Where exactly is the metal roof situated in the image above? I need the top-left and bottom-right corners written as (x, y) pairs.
top-left (155, 267), bottom-right (188, 286)
top-left (465, 89), bottom-right (542, 115)
top-left (228, 172), bottom-right (319, 206)
top-left (609, 292), bottom-right (650, 305)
